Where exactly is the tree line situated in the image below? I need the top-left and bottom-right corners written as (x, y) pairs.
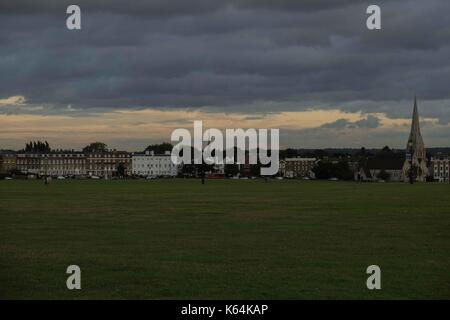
top-left (24, 141), bottom-right (51, 152)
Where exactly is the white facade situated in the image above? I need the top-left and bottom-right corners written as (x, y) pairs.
top-left (281, 157), bottom-right (317, 178)
top-left (430, 157), bottom-right (450, 182)
top-left (132, 151), bottom-right (179, 177)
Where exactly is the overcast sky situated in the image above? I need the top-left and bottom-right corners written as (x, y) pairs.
top-left (0, 0), bottom-right (449, 150)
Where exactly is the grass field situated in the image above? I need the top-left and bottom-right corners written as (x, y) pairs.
top-left (0, 179), bottom-right (449, 299)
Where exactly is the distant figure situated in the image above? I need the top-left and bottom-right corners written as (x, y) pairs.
top-left (201, 168), bottom-right (205, 184)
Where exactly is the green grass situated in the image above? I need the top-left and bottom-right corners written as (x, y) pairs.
top-left (0, 179), bottom-right (449, 299)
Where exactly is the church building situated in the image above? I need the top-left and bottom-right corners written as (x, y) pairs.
top-left (402, 97), bottom-right (428, 182)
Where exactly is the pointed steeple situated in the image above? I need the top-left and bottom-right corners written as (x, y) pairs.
top-left (410, 95), bottom-right (421, 137)
top-left (406, 96), bottom-right (425, 159)
top-left (403, 96), bottom-right (428, 182)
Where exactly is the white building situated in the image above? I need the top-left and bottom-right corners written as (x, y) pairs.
top-left (132, 151), bottom-right (179, 177)
top-left (281, 157), bottom-right (317, 178)
top-left (430, 156), bottom-right (450, 182)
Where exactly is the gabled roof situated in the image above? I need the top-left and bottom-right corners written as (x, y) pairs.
top-left (360, 166), bottom-right (372, 178)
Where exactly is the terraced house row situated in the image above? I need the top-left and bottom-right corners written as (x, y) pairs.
top-left (0, 149), bottom-right (184, 178)
top-left (0, 150), bottom-right (132, 178)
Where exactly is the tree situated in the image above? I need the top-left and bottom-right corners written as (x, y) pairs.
top-left (312, 161), bottom-right (334, 179)
top-left (334, 160), bottom-right (354, 180)
top-left (280, 148), bottom-right (298, 159)
top-left (380, 145), bottom-right (392, 154)
top-left (356, 147), bottom-right (368, 168)
top-left (180, 163), bottom-right (196, 177)
top-left (312, 160), bottom-right (354, 180)
top-left (356, 147), bottom-right (367, 158)
top-left (24, 140), bottom-right (51, 152)
top-left (377, 170), bottom-right (391, 181)
top-left (83, 142), bottom-right (107, 153)
top-left (225, 164), bottom-right (239, 177)
top-left (144, 142), bottom-right (172, 154)
top-left (117, 163), bottom-right (126, 177)
top-left (313, 149), bottom-right (328, 159)
top-left (250, 163), bottom-right (262, 177)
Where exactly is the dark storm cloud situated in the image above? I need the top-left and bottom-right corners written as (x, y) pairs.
top-left (0, 0), bottom-right (363, 15)
top-left (321, 115), bottom-right (380, 129)
top-left (1, 0), bottom-right (450, 122)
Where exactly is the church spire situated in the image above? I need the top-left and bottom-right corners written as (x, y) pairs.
top-left (410, 95), bottom-right (421, 138)
top-left (403, 96), bottom-right (428, 182)
top-left (406, 96), bottom-right (425, 159)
